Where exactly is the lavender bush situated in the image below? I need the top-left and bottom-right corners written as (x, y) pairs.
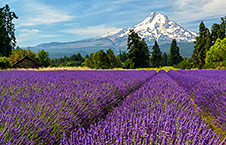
top-left (61, 70), bottom-right (225, 144)
top-left (168, 70), bottom-right (226, 133)
top-left (0, 70), bottom-right (155, 144)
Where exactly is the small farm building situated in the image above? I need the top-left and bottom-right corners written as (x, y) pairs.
top-left (12, 56), bottom-right (41, 68)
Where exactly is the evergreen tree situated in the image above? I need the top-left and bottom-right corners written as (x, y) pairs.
top-left (139, 38), bottom-right (150, 67)
top-left (211, 23), bottom-right (221, 45)
top-left (175, 44), bottom-right (183, 64)
top-left (119, 49), bottom-right (127, 62)
top-left (0, 4), bottom-right (18, 57)
top-left (150, 40), bottom-right (162, 67)
top-left (204, 28), bottom-right (212, 56)
top-left (169, 39), bottom-right (178, 65)
top-left (161, 52), bottom-right (168, 66)
top-left (192, 21), bottom-right (208, 68)
top-left (218, 16), bottom-right (226, 39)
top-left (125, 29), bottom-right (150, 68)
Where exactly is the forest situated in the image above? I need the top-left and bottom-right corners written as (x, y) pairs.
top-left (0, 4), bottom-right (226, 70)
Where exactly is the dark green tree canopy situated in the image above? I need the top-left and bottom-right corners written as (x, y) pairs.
top-left (50, 53), bottom-right (85, 67)
top-left (150, 40), bottom-right (162, 67)
top-left (161, 52), bottom-right (168, 66)
top-left (106, 49), bottom-right (121, 69)
top-left (0, 4), bottom-right (18, 57)
top-left (37, 49), bottom-right (50, 67)
top-left (192, 21), bottom-right (209, 68)
top-left (169, 39), bottom-right (183, 65)
top-left (82, 49), bottom-right (121, 69)
top-left (119, 49), bottom-right (127, 62)
top-left (125, 29), bottom-right (150, 68)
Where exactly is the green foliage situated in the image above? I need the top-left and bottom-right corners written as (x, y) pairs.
top-left (124, 29), bottom-right (150, 69)
top-left (92, 49), bottom-right (110, 69)
top-left (83, 49), bottom-right (121, 69)
top-left (192, 21), bottom-right (211, 69)
top-left (106, 49), bottom-right (122, 68)
top-left (168, 39), bottom-right (183, 65)
top-left (211, 16), bottom-right (226, 44)
top-left (37, 49), bottom-right (50, 67)
top-left (50, 53), bottom-right (84, 67)
top-left (150, 40), bottom-right (162, 67)
top-left (0, 4), bottom-right (18, 57)
top-left (174, 59), bottom-right (192, 69)
top-left (205, 38), bottom-right (226, 68)
top-left (161, 52), bottom-right (168, 66)
top-left (0, 57), bottom-right (11, 69)
top-left (9, 47), bottom-right (36, 64)
top-left (119, 49), bottom-right (127, 62)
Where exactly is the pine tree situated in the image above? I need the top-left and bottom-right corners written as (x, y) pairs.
top-left (138, 38), bottom-right (150, 67)
top-left (0, 4), bottom-right (18, 57)
top-left (125, 29), bottom-right (150, 68)
top-left (169, 39), bottom-right (177, 65)
top-left (211, 23), bottom-right (220, 45)
top-left (192, 21), bottom-right (207, 68)
top-left (175, 45), bottom-right (183, 64)
top-left (204, 28), bottom-right (212, 57)
top-left (119, 49), bottom-right (127, 62)
top-left (161, 52), bottom-right (168, 66)
top-left (218, 16), bottom-right (226, 39)
top-left (150, 40), bottom-right (162, 67)
top-left (168, 39), bottom-right (182, 65)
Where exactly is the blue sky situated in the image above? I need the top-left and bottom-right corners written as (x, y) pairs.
top-left (1, 0), bottom-right (226, 47)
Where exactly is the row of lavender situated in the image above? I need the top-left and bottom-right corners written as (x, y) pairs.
top-left (61, 71), bottom-right (225, 144)
top-left (0, 71), bottom-right (156, 144)
top-left (168, 70), bottom-right (226, 132)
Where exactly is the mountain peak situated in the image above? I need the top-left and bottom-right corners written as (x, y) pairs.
top-left (149, 12), bottom-right (168, 19)
top-left (32, 12), bottom-right (198, 58)
top-left (100, 12), bottom-right (197, 44)
top-left (140, 12), bottom-right (169, 26)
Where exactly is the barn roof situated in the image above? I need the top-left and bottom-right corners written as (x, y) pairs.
top-left (12, 56), bottom-right (41, 68)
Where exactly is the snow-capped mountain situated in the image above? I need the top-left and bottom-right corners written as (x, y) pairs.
top-left (99, 12), bottom-right (197, 45)
top-left (31, 12), bottom-right (197, 58)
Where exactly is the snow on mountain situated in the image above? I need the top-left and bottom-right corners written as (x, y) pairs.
top-left (99, 12), bottom-right (197, 45)
top-left (31, 12), bottom-right (197, 58)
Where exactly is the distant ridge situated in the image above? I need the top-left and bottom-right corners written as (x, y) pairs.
top-left (31, 12), bottom-right (197, 58)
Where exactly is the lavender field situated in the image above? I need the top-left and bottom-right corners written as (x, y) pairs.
top-left (0, 70), bottom-right (226, 144)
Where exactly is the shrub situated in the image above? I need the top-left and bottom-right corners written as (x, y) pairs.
top-left (174, 59), bottom-right (192, 69)
top-left (0, 57), bottom-right (11, 69)
top-left (205, 38), bottom-right (226, 68)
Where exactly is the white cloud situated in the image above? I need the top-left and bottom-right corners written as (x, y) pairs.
top-left (17, 28), bottom-right (60, 43)
top-left (17, 28), bottom-right (40, 43)
top-left (173, 0), bottom-right (226, 23)
top-left (17, 1), bottom-right (74, 27)
top-left (62, 25), bottom-right (119, 36)
top-left (20, 29), bottom-right (40, 33)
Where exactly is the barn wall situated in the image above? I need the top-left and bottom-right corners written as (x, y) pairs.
top-left (14, 59), bottom-right (39, 68)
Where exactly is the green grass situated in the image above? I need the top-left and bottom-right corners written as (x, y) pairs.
top-left (110, 66), bottom-right (179, 72)
top-left (4, 66), bottom-right (179, 71)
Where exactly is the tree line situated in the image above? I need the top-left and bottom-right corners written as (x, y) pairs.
top-left (81, 29), bottom-right (183, 69)
top-left (1, 4), bottom-right (225, 69)
top-left (192, 17), bottom-right (226, 69)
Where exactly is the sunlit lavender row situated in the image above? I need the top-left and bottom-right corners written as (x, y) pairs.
top-left (168, 70), bottom-right (226, 132)
top-left (61, 71), bottom-right (225, 144)
top-left (0, 71), bottom-right (155, 144)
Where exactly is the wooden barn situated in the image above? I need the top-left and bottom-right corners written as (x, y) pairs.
top-left (12, 56), bottom-right (41, 68)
